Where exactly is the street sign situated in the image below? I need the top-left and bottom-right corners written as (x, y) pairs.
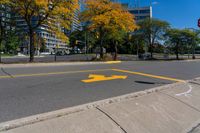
top-left (82, 74), bottom-right (127, 83)
top-left (198, 19), bottom-right (200, 28)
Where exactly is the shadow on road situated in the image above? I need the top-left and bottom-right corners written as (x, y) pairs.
top-left (135, 81), bottom-right (169, 85)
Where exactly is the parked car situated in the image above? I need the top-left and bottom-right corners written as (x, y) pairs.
top-left (138, 53), bottom-right (151, 60)
top-left (56, 49), bottom-right (71, 56)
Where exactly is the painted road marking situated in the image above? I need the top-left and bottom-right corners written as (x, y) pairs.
top-left (176, 84), bottom-right (193, 97)
top-left (0, 67), bottom-right (185, 83)
top-left (112, 69), bottom-right (185, 83)
top-left (82, 74), bottom-right (127, 83)
top-left (0, 69), bottom-right (112, 79)
top-left (105, 61), bottom-right (122, 64)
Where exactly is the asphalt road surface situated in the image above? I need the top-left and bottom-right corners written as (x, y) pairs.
top-left (0, 60), bottom-right (200, 123)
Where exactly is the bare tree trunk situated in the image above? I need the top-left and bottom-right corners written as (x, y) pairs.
top-left (100, 38), bottom-right (104, 59)
top-left (150, 43), bottom-right (153, 59)
top-left (113, 41), bottom-right (118, 61)
top-left (176, 43), bottom-right (179, 60)
top-left (29, 29), bottom-right (35, 62)
top-left (176, 52), bottom-right (179, 60)
top-left (192, 43), bottom-right (196, 59)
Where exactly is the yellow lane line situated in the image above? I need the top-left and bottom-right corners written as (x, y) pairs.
top-left (105, 61), bottom-right (122, 64)
top-left (112, 69), bottom-right (185, 83)
top-left (0, 69), bottom-right (112, 79)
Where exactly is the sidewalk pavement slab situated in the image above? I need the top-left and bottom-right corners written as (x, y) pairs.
top-left (99, 92), bottom-right (200, 133)
top-left (161, 81), bottom-right (200, 111)
top-left (2, 109), bottom-right (123, 133)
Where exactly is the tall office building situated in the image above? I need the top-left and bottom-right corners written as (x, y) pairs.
top-left (128, 6), bottom-right (152, 22)
top-left (15, 16), bottom-right (69, 54)
top-left (71, 0), bottom-right (82, 32)
top-left (111, 0), bottom-right (152, 23)
top-left (0, 5), bottom-right (14, 35)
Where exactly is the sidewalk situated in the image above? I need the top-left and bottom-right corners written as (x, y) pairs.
top-left (1, 79), bottom-right (200, 133)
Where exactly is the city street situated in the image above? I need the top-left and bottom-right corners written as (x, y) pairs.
top-left (2, 54), bottom-right (200, 63)
top-left (0, 60), bottom-right (200, 123)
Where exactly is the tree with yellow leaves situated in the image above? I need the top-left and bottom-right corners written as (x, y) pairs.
top-left (5, 0), bottom-right (78, 62)
top-left (81, 0), bottom-right (137, 59)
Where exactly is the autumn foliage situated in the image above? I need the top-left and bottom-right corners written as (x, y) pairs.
top-left (4, 0), bottom-right (79, 62)
top-left (81, 0), bottom-right (137, 59)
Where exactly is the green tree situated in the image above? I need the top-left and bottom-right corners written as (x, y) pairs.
top-left (165, 29), bottom-right (183, 60)
top-left (69, 24), bottom-right (98, 54)
top-left (4, 31), bottom-right (20, 54)
top-left (106, 30), bottom-right (127, 60)
top-left (130, 31), bottom-right (146, 56)
top-left (165, 29), bottom-right (200, 60)
top-left (189, 29), bottom-right (200, 59)
top-left (138, 18), bottom-right (170, 58)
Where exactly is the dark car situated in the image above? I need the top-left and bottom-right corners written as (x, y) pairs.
top-left (138, 53), bottom-right (151, 60)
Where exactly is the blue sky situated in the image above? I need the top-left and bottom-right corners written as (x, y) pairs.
top-left (120, 0), bottom-right (200, 29)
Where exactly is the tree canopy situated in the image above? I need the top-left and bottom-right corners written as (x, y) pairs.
top-left (4, 0), bottom-right (79, 62)
top-left (165, 28), bottom-right (200, 59)
top-left (81, 0), bottom-right (137, 59)
top-left (138, 18), bottom-right (170, 58)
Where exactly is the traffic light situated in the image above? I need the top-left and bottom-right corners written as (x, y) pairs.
top-left (198, 19), bottom-right (200, 28)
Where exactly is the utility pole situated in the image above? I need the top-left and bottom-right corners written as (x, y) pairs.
top-left (0, 16), bottom-right (4, 63)
top-left (55, 44), bottom-right (58, 62)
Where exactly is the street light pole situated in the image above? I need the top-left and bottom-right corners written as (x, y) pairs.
top-left (55, 44), bottom-right (58, 62)
top-left (85, 32), bottom-right (88, 61)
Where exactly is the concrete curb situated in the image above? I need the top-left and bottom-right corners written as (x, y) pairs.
top-left (0, 81), bottom-right (183, 132)
top-left (0, 61), bottom-right (122, 68)
top-left (186, 119), bottom-right (200, 133)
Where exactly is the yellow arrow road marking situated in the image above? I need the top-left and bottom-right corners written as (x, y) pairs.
top-left (82, 74), bottom-right (127, 83)
top-left (112, 69), bottom-right (185, 83)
